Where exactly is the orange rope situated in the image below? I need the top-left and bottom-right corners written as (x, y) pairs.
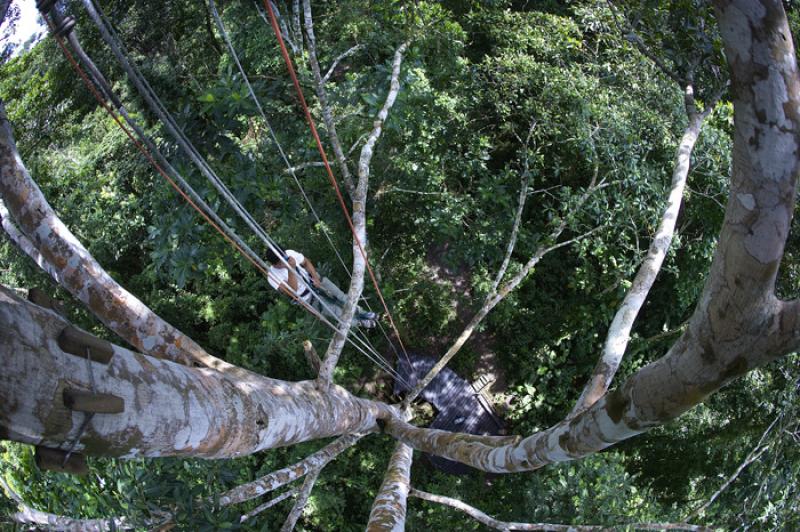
top-left (262, 0), bottom-right (410, 359)
top-left (48, 17), bottom-right (376, 343)
top-left (45, 23), bottom-right (340, 324)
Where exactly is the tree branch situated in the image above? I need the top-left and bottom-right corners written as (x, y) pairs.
top-left (1, 476), bottom-right (140, 530)
top-left (0, 199), bottom-right (61, 281)
top-left (0, 101), bottom-right (231, 371)
top-left (302, 0), bottom-right (356, 196)
top-left (240, 487), bottom-right (299, 523)
top-left (490, 122), bottom-right (536, 295)
top-left (403, 177), bottom-right (602, 407)
top-left (2, 286), bottom-right (392, 459)
top-left (685, 414), bottom-right (781, 520)
top-left (570, 87), bottom-right (707, 417)
top-left (280, 469), bottom-right (320, 531)
top-left (317, 40), bottom-right (409, 384)
top-left (323, 44), bottom-right (364, 84)
top-left (217, 434), bottom-right (363, 507)
top-left (410, 489), bottom-right (711, 532)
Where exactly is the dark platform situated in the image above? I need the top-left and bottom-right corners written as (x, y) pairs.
top-left (395, 353), bottom-right (504, 474)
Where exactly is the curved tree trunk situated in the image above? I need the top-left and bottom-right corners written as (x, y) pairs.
top-left (0, 104), bottom-right (229, 370)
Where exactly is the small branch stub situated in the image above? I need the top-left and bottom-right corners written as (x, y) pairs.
top-left (62, 388), bottom-right (125, 414)
top-left (34, 447), bottom-right (88, 475)
top-left (57, 326), bottom-right (114, 364)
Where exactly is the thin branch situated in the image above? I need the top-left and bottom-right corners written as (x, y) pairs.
top-left (490, 121), bottom-right (536, 295)
top-left (356, 41), bottom-right (409, 188)
top-left (302, 0), bottom-right (356, 196)
top-left (282, 161), bottom-right (327, 173)
top-left (217, 433), bottom-right (362, 507)
top-left (685, 414), bottom-right (781, 520)
top-left (323, 44), bottom-right (364, 84)
top-left (240, 487), bottom-right (299, 523)
top-left (280, 469), bottom-right (320, 531)
top-left (410, 489), bottom-right (711, 531)
top-left (403, 177), bottom-right (602, 407)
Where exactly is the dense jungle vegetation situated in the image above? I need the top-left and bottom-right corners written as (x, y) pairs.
top-left (1, 0), bottom-right (798, 529)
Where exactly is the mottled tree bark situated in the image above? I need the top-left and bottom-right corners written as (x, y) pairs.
top-left (365, 443), bottom-right (413, 531)
top-left (0, 104), bottom-right (230, 370)
top-left (0, 199), bottom-right (60, 281)
top-left (385, 0), bottom-right (800, 474)
top-left (0, 287), bottom-right (391, 458)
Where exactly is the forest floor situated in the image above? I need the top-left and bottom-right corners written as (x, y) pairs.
top-left (424, 243), bottom-right (510, 411)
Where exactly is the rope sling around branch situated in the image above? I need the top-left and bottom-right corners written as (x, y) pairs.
top-left (261, 0), bottom-right (413, 367)
top-left (42, 3), bottom-right (411, 388)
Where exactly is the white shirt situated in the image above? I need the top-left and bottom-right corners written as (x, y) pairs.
top-left (268, 250), bottom-right (313, 303)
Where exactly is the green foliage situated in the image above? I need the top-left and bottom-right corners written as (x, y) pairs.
top-left (0, 0), bottom-right (796, 529)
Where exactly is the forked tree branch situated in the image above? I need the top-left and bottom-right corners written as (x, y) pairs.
top-left (383, 0), bottom-right (800, 474)
top-left (217, 434), bottom-right (363, 507)
top-left (403, 160), bottom-right (602, 406)
top-left (240, 487), bottom-right (300, 523)
top-left (323, 44), bottom-right (364, 84)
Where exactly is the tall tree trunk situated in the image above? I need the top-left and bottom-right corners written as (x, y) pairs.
top-left (383, 0), bottom-right (800, 474)
top-left (0, 286), bottom-right (391, 457)
top-left (365, 443), bottom-right (413, 531)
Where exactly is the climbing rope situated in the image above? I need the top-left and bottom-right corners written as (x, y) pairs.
top-left (261, 0), bottom-right (412, 365)
top-left (42, 6), bottom-right (411, 387)
top-left (208, 0), bottom-right (405, 374)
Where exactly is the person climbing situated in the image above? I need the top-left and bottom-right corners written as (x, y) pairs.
top-left (266, 247), bottom-right (378, 328)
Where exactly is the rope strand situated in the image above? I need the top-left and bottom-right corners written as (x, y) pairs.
top-left (262, 0), bottom-right (412, 366)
